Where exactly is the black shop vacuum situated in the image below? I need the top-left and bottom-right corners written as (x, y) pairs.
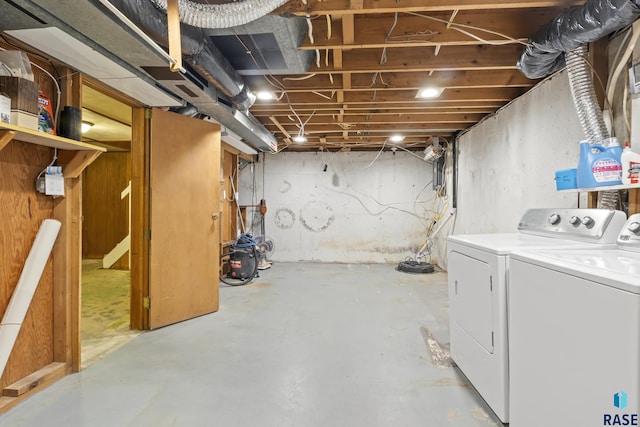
top-left (220, 233), bottom-right (259, 286)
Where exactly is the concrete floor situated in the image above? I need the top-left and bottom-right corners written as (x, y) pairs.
top-left (1, 263), bottom-right (501, 427)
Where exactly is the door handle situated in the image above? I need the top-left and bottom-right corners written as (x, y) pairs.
top-left (212, 212), bottom-right (220, 220)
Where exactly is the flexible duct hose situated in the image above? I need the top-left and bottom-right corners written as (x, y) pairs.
top-left (566, 46), bottom-right (610, 144)
top-left (149, 0), bottom-right (289, 29)
top-left (566, 45), bottom-right (619, 210)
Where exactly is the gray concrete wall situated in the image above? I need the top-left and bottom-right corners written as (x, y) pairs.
top-left (452, 71), bottom-right (587, 236)
top-left (238, 150), bottom-right (440, 263)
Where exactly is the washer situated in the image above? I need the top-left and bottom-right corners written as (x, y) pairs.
top-left (447, 208), bottom-right (626, 423)
top-left (508, 214), bottom-right (640, 427)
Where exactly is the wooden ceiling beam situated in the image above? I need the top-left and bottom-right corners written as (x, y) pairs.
top-left (256, 109), bottom-right (496, 120)
top-left (300, 10), bottom-right (559, 50)
top-left (268, 123), bottom-right (470, 132)
top-left (256, 87), bottom-right (523, 104)
top-left (304, 44), bottom-right (522, 73)
top-left (275, 0), bottom-right (582, 16)
top-left (248, 70), bottom-right (534, 92)
top-left (250, 101), bottom-right (505, 114)
top-left (269, 111), bottom-right (487, 123)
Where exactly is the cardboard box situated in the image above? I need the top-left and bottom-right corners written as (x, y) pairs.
top-left (10, 110), bottom-right (38, 130)
top-left (0, 77), bottom-right (39, 116)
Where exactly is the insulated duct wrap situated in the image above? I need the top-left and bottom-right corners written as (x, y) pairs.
top-left (106, 0), bottom-right (255, 111)
top-left (149, 0), bottom-right (289, 29)
top-left (518, 0), bottom-right (640, 79)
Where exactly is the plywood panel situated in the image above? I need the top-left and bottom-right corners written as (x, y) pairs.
top-left (222, 148), bottom-right (238, 241)
top-left (0, 140), bottom-right (55, 389)
top-left (82, 152), bottom-right (131, 269)
top-left (129, 108), bottom-right (148, 330)
top-left (148, 109), bottom-right (220, 329)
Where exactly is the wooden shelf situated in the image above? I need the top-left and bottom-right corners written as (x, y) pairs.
top-left (559, 183), bottom-right (640, 192)
top-left (0, 122), bottom-right (107, 152)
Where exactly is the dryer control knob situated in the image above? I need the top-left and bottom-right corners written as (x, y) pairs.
top-left (628, 221), bottom-right (640, 233)
top-left (548, 214), bottom-right (561, 225)
top-left (569, 216), bottom-right (581, 226)
top-left (582, 216), bottom-right (594, 227)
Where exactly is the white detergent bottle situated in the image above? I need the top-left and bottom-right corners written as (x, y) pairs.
top-left (621, 141), bottom-right (640, 185)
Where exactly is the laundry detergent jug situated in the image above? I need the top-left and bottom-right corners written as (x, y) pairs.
top-left (576, 140), bottom-right (622, 188)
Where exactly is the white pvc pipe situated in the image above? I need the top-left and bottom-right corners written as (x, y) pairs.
top-left (0, 219), bottom-right (61, 379)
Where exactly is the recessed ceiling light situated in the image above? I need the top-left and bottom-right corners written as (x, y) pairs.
top-left (416, 87), bottom-right (444, 99)
top-left (293, 135), bottom-right (307, 143)
top-left (256, 91), bottom-right (275, 101)
top-left (389, 134), bottom-right (405, 143)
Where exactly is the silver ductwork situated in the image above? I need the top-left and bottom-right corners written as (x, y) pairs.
top-left (106, 0), bottom-right (255, 111)
top-left (565, 45), bottom-right (610, 144)
top-left (149, 0), bottom-right (289, 29)
top-left (103, 0), bottom-right (277, 151)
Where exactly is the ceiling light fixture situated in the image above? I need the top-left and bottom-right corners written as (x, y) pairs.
top-left (416, 87), bottom-right (444, 99)
top-left (389, 134), bottom-right (405, 143)
top-left (293, 134), bottom-right (307, 143)
top-left (256, 90), bottom-right (275, 101)
top-left (81, 121), bottom-right (94, 133)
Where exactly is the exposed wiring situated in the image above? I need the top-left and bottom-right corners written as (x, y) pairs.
top-left (283, 73), bottom-right (317, 81)
top-left (36, 148), bottom-right (59, 181)
top-left (406, 11), bottom-right (530, 46)
top-left (380, 12), bottom-right (399, 65)
top-left (386, 30), bottom-right (439, 43)
top-left (306, 14), bottom-right (315, 44)
top-left (312, 91), bottom-right (335, 100)
top-left (0, 45), bottom-right (62, 126)
top-left (362, 139), bottom-right (387, 168)
top-left (450, 27), bottom-right (527, 45)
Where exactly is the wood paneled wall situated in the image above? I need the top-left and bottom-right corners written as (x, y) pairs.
top-left (82, 152), bottom-right (131, 269)
top-left (0, 140), bottom-right (55, 390)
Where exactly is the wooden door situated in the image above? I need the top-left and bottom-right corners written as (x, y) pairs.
top-left (148, 109), bottom-right (220, 329)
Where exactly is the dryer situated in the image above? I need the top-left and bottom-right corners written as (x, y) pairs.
top-left (447, 208), bottom-right (626, 423)
top-left (508, 214), bottom-right (640, 427)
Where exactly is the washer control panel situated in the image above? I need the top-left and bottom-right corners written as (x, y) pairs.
top-left (617, 214), bottom-right (640, 251)
top-left (518, 208), bottom-right (627, 242)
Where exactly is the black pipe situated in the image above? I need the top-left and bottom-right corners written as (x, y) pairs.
top-left (518, 0), bottom-right (640, 79)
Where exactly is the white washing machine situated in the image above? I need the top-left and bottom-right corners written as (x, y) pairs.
top-left (447, 208), bottom-right (627, 423)
top-left (508, 214), bottom-right (640, 427)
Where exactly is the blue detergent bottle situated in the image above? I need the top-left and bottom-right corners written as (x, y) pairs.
top-left (576, 139), bottom-right (623, 188)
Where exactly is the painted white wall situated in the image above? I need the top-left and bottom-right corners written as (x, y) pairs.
top-left (238, 150), bottom-right (444, 264)
top-left (453, 71), bottom-right (587, 235)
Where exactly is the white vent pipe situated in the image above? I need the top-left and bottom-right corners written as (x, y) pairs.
top-left (0, 219), bottom-right (61, 380)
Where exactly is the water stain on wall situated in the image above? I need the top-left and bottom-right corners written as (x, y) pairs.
top-left (274, 208), bottom-right (296, 229)
top-left (279, 180), bottom-right (292, 193)
top-left (300, 201), bottom-right (335, 232)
